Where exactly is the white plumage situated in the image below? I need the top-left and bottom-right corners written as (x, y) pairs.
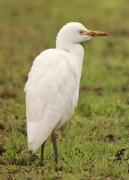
top-left (25, 48), bottom-right (82, 151)
top-left (25, 22), bottom-right (109, 158)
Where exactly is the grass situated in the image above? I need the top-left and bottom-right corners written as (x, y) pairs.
top-left (0, 0), bottom-right (129, 179)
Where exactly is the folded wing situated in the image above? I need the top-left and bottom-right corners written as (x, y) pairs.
top-left (25, 49), bottom-right (77, 151)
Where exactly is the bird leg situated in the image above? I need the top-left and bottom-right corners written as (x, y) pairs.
top-left (40, 141), bottom-right (46, 165)
top-left (52, 130), bottom-right (58, 164)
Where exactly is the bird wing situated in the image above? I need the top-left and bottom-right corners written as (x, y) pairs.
top-left (25, 49), bottom-right (77, 151)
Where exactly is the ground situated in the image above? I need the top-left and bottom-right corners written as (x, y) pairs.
top-left (0, 0), bottom-right (129, 179)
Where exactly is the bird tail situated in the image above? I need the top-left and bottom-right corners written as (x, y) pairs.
top-left (27, 120), bottom-right (57, 152)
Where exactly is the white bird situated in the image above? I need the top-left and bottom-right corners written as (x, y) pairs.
top-left (25, 22), bottom-right (109, 164)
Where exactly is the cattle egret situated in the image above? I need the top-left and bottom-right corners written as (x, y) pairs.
top-left (25, 22), bottom-right (109, 164)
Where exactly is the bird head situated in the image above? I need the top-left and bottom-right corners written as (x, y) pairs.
top-left (56, 22), bottom-right (110, 46)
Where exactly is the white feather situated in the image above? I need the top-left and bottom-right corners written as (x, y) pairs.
top-left (25, 22), bottom-right (89, 151)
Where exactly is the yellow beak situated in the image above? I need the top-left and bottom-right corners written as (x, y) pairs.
top-left (81, 30), bottom-right (110, 36)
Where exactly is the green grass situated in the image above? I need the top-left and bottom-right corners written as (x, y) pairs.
top-left (0, 0), bottom-right (129, 179)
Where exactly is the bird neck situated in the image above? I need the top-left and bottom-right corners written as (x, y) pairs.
top-left (56, 40), bottom-right (84, 82)
top-left (56, 40), bottom-right (84, 60)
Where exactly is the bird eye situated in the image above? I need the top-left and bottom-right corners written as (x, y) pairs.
top-left (79, 30), bottom-right (83, 34)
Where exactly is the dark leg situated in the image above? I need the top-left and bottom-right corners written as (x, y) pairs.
top-left (52, 130), bottom-right (58, 164)
top-left (40, 141), bottom-right (46, 165)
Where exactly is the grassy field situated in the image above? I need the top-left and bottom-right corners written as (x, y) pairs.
top-left (0, 0), bottom-right (129, 179)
